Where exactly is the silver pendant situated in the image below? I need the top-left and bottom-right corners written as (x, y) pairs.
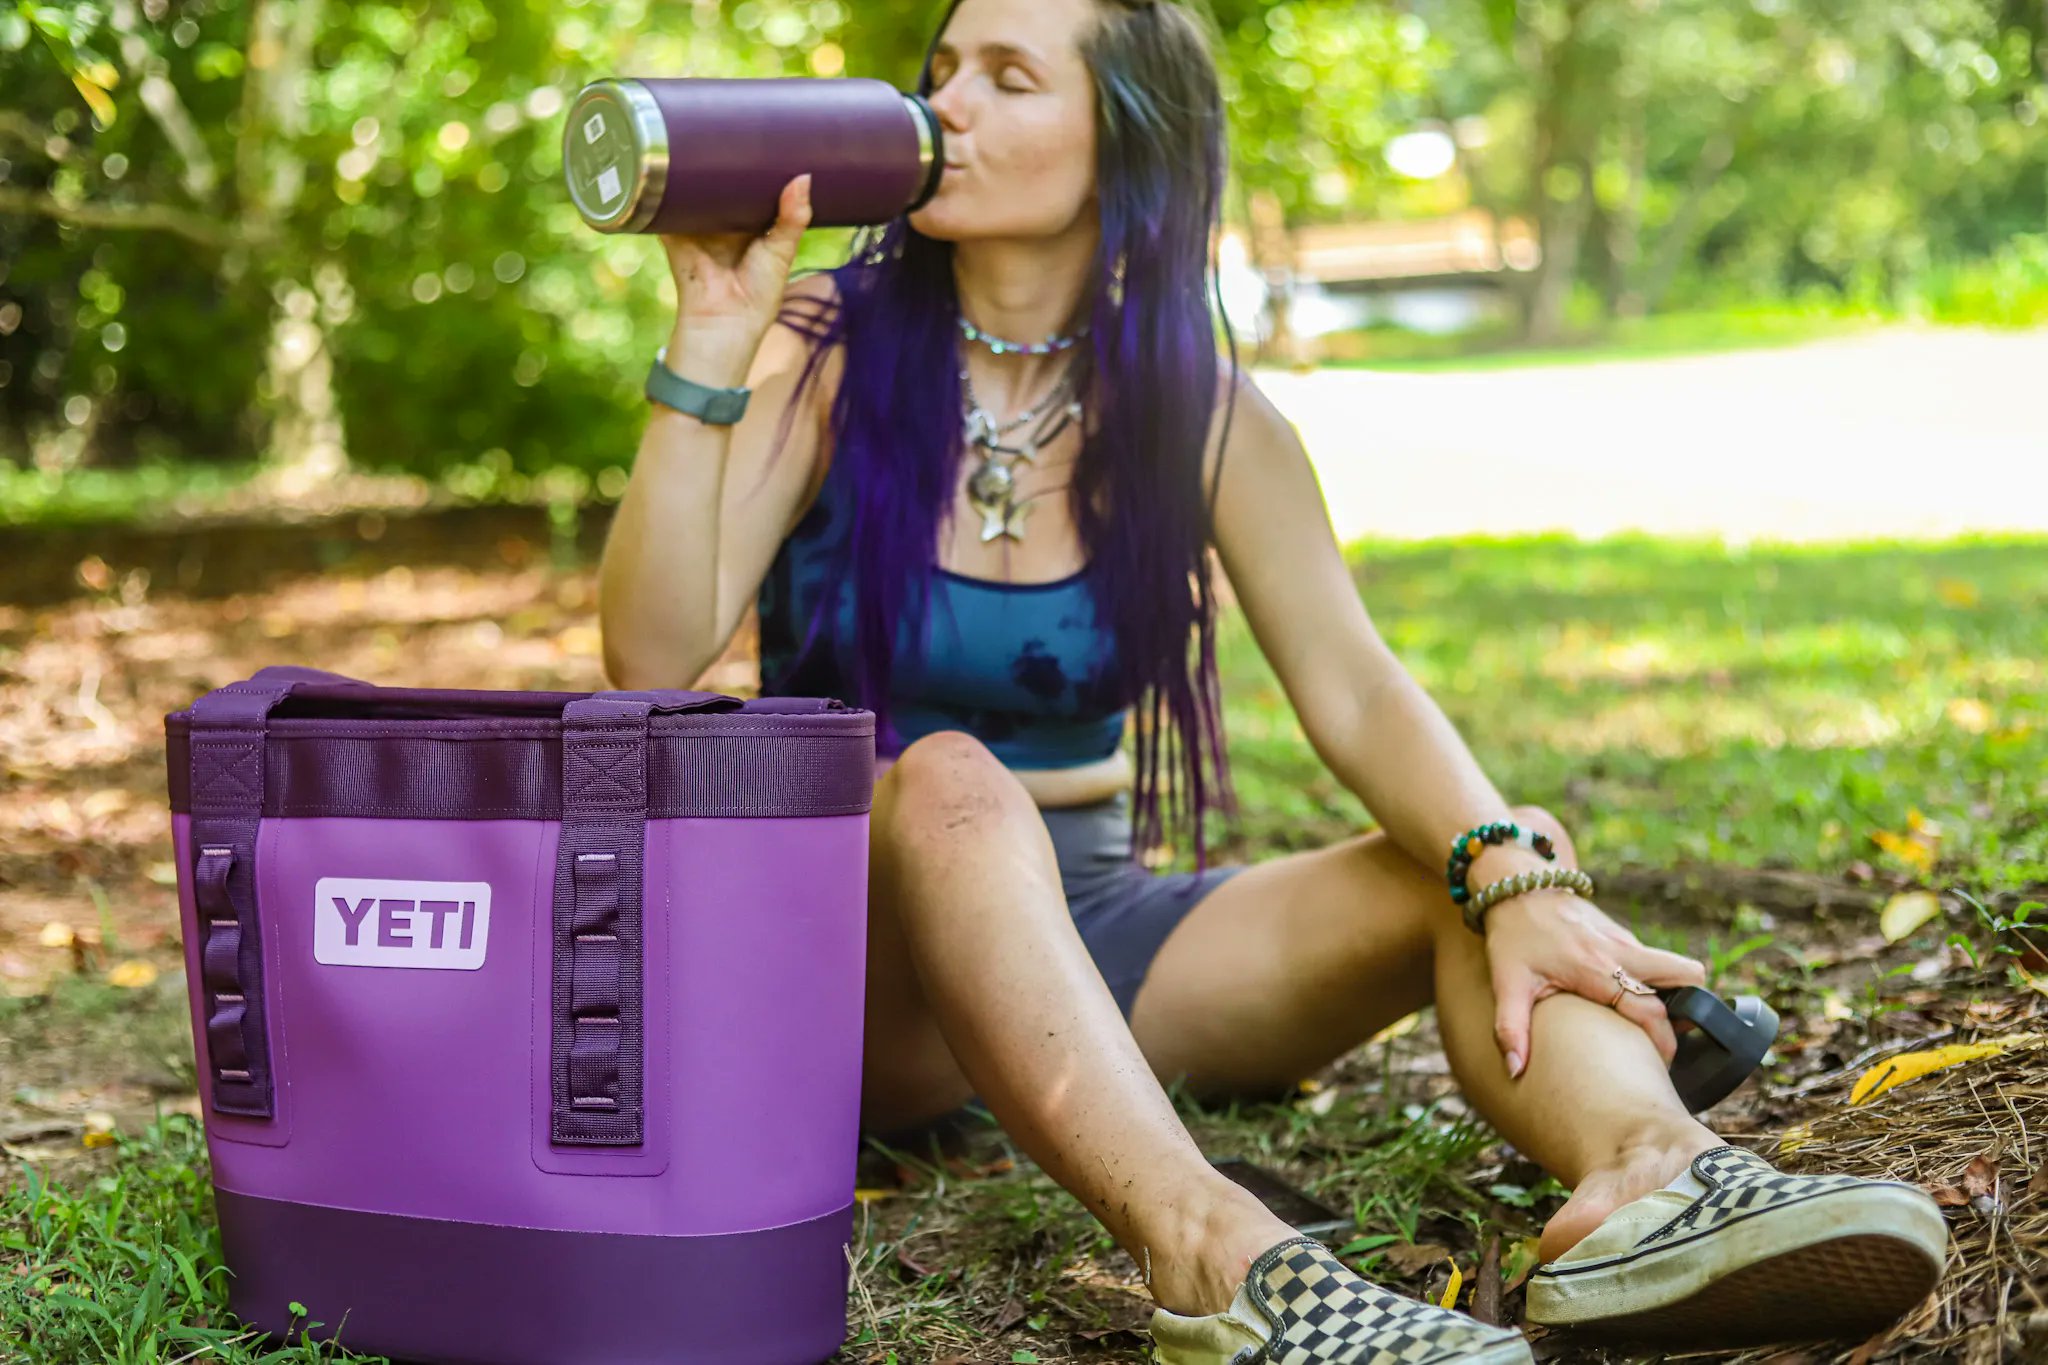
top-left (969, 459), bottom-right (1015, 506)
top-left (976, 495), bottom-right (1033, 543)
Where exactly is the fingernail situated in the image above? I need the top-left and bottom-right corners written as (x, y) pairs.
top-left (1506, 1051), bottom-right (1524, 1078)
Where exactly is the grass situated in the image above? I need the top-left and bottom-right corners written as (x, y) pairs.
top-left (4, 530), bottom-right (2046, 1363)
top-left (1314, 299), bottom-right (1884, 373)
top-left (1190, 531), bottom-right (2048, 904)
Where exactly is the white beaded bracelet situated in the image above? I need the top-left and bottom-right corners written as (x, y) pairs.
top-left (1464, 866), bottom-right (1597, 935)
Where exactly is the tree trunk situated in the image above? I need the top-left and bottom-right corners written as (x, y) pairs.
top-left (1626, 128), bottom-right (1737, 317)
top-left (235, 0), bottom-right (348, 486)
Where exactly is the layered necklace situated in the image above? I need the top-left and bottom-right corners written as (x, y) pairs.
top-left (958, 314), bottom-right (1088, 545)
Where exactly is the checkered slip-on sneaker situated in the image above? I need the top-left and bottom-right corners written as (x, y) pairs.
top-left (1150, 1234), bottom-right (1534, 1365)
top-left (1526, 1143), bottom-right (1949, 1348)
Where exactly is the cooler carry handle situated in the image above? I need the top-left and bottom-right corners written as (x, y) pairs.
top-left (183, 669), bottom-right (366, 1118)
top-left (548, 690), bottom-right (712, 1147)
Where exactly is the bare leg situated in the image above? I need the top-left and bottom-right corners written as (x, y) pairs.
top-left (861, 733), bottom-right (1297, 1315)
top-left (1427, 818), bottom-right (1723, 1261)
top-left (1129, 806), bottom-right (1726, 1267)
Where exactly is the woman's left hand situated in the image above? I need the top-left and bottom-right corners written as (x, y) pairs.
top-left (1482, 887), bottom-right (1707, 1079)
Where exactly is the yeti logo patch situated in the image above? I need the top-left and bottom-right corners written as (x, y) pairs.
top-left (313, 878), bottom-right (491, 970)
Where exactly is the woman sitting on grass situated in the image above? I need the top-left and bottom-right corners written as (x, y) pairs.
top-left (598, 0), bottom-right (1950, 1358)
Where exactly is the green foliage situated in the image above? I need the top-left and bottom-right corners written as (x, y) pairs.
top-left (1, 0), bottom-right (2043, 474)
top-left (2, 1113), bottom-right (387, 1362)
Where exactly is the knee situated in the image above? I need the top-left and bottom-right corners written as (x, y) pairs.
top-left (1510, 803), bottom-right (1577, 866)
top-left (874, 730), bottom-right (1034, 858)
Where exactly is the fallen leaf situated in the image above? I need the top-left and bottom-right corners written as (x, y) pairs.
top-left (1384, 1242), bottom-right (1450, 1275)
top-left (1296, 1086), bottom-right (1339, 1116)
top-left (1879, 891), bottom-right (1942, 944)
top-left (1870, 829), bottom-right (1937, 877)
top-left (37, 923), bottom-right (75, 949)
top-left (1437, 1260), bottom-right (1464, 1311)
top-left (1499, 1236), bottom-right (1543, 1295)
top-left (1849, 1033), bottom-right (2048, 1104)
top-left (1779, 1122), bottom-right (1818, 1154)
top-left (107, 961), bottom-right (158, 989)
top-left (1927, 1184), bottom-right (1970, 1207)
top-left (81, 1131), bottom-right (117, 1149)
top-left (852, 1187), bottom-right (896, 1204)
top-left (1371, 1011), bottom-right (1422, 1044)
top-left (145, 862), bottom-right (180, 886)
top-left (1959, 1151), bottom-right (1999, 1200)
top-left (2025, 1164), bottom-right (2048, 1204)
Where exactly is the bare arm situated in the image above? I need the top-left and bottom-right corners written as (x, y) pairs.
top-left (595, 175), bottom-right (837, 689)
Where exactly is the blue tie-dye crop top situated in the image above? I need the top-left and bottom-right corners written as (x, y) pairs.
top-left (755, 454), bottom-right (1127, 768)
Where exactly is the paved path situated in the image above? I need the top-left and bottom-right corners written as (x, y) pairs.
top-left (1255, 325), bottom-right (2048, 544)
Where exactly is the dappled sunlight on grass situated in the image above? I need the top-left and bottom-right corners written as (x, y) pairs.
top-left (1203, 533), bottom-right (2048, 894)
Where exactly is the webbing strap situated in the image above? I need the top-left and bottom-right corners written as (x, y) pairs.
top-left (548, 693), bottom-right (672, 1146)
top-left (186, 681), bottom-right (299, 1119)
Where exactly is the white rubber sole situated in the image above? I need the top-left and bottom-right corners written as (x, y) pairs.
top-left (1525, 1182), bottom-right (1949, 1347)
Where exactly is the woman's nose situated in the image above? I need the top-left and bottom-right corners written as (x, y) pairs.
top-left (927, 75), bottom-right (971, 132)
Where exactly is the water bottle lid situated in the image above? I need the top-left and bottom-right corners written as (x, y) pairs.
top-left (564, 80), bottom-right (669, 233)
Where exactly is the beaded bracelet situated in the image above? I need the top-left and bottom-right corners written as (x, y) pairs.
top-left (1464, 867), bottom-right (1597, 936)
top-left (1445, 821), bottom-right (1557, 908)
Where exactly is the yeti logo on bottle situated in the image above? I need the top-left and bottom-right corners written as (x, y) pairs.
top-left (313, 878), bottom-right (491, 970)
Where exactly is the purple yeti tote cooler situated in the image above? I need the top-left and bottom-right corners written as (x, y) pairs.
top-left (165, 666), bottom-right (876, 1364)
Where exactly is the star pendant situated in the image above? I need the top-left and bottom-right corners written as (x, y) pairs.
top-left (977, 495), bottom-right (1034, 543)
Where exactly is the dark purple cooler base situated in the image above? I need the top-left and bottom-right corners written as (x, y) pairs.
top-left (215, 1187), bottom-right (855, 1365)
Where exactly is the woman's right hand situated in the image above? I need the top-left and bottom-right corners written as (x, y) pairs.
top-left (658, 174), bottom-right (814, 388)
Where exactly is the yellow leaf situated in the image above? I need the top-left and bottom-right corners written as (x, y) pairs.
top-left (107, 961), bottom-right (158, 989)
top-left (1499, 1236), bottom-right (1543, 1291)
top-left (1821, 991), bottom-right (1856, 1023)
top-left (1370, 1011), bottom-right (1422, 1045)
top-left (1870, 829), bottom-right (1936, 875)
top-left (82, 1131), bottom-right (117, 1149)
top-left (1779, 1122), bottom-right (1816, 1153)
top-left (852, 1187), bottom-right (896, 1204)
top-left (1935, 578), bottom-right (1980, 608)
top-left (1437, 1260), bottom-right (1463, 1310)
top-left (1849, 1033), bottom-right (2048, 1105)
top-left (1296, 1077), bottom-right (1324, 1093)
top-left (1879, 891), bottom-right (1942, 944)
top-left (70, 73), bottom-right (116, 128)
top-left (146, 862), bottom-right (180, 886)
top-left (37, 922), bottom-right (75, 949)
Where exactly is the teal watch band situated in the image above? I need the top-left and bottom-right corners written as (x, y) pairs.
top-left (647, 347), bottom-right (752, 425)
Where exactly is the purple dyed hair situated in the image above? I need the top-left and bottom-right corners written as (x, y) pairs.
top-left (765, 0), bottom-right (1243, 873)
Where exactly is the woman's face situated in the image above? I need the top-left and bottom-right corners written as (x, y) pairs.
top-left (908, 0), bottom-right (1101, 243)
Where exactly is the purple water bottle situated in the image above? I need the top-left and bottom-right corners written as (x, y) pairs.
top-left (564, 77), bottom-right (944, 235)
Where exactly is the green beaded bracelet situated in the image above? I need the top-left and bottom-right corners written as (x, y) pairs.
top-left (1445, 820), bottom-right (1557, 909)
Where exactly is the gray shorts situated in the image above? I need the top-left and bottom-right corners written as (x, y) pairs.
top-left (1047, 788), bottom-right (1253, 1020)
top-left (858, 788), bottom-right (1252, 1149)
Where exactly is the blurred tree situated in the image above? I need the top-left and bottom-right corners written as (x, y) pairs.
top-left (1431, 0), bottom-right (2048, 340)
top-left (2, 0), bottom-right (2042, 471)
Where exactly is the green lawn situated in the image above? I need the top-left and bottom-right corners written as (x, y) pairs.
top-left (4, 531), bottom-right (2044, 1364)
